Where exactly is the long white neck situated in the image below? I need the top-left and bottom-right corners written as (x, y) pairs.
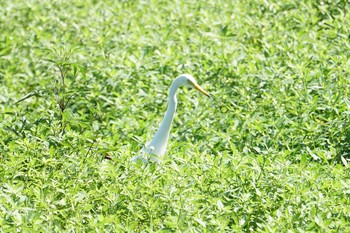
top-left (147, 83), bottom-right (178, 156)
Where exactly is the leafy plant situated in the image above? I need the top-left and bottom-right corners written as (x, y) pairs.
top-left (1, 0), bottom-right (350, 232)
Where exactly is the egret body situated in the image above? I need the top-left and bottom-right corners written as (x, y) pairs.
top-left (132, 74), bottom-right (209, 163)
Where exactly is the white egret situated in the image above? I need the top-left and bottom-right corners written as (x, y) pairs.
top-left (132, 74), bottom-right (209, 163)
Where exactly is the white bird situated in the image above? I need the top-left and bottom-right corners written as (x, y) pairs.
top-left (132, 74), bottom-right (209, 163)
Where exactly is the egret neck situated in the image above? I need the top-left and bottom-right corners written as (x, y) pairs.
top-left (147, 81), bottom-right (178, 156)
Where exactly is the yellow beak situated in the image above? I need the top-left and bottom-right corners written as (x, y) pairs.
top-left (193, 82), bottom-right (210, 97)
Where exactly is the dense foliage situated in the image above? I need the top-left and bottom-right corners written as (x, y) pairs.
top-left (1, 0), bottom-right (349, 231)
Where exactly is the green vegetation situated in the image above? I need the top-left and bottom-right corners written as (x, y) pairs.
top-left (1, 0), bottom-right (350, 231)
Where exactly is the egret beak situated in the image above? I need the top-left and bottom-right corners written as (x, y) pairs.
top-left (192, 82), bottom-right (210, 97)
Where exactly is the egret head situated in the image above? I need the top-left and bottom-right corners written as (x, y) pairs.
top-left (176, 74), bottom-right (210, 97)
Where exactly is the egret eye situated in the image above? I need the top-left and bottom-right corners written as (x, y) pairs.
top-left (187, 79), bottom-right (195, 87)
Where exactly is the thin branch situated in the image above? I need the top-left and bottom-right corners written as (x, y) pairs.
top-left (13, 91), bottom-right (43, 105)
